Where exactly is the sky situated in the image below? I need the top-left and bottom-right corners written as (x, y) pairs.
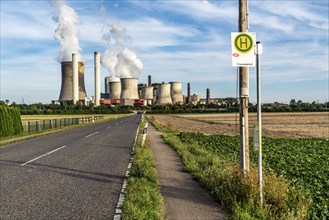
top-left (0, 0), bottom-right (328, 104)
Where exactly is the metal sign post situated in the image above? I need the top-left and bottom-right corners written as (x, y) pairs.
top-left (255, 41), bottom-right (263, 206)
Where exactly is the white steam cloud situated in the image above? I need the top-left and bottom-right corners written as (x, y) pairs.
top-left (52, 0), bottom-right (83, 63)
top-left (101, 21), bottom-right (143, 82)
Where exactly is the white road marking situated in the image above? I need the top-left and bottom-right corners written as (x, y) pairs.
top-left (115, 123), bottom-right (119, 125)
top-left (21, 145), bottom-right (67, 166)
top-left (106, 126), bottom-right (112, 129)
top-left (85, 131), bottom-right (99, 138)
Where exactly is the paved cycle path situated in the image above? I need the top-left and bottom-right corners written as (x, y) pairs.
top-left (148, 123), bottom-right (229, 220)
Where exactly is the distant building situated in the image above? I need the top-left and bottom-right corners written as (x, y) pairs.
top-left (191, 94), bottom-right (200, 103)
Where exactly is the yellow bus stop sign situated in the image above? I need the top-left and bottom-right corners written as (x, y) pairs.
top-left (234, 34), bottom-right (254, 54)
top-left (231, 32), bottom-right (256, 67)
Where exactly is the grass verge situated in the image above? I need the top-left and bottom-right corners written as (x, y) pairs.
top-left (121, 118), bottom-right (164, 220)
top-left (147, 115), bottom-right (310, 220)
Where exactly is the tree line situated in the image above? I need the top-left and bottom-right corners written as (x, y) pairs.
top-left (0, 98), bottom-right (327, 115)
top-left (0, 101), bottom-right (133, 115)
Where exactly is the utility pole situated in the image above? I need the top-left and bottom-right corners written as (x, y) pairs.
top-left (239, 0), bottom-right (249, 173)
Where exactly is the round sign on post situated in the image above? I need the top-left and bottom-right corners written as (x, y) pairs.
top-left (234, 34), bottom-right (254, 54)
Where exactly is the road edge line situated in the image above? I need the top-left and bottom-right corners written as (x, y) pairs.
top-left (113, 114), bottom-right (141, 220)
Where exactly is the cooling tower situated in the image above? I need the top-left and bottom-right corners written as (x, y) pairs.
top-left (109, 81), bottom-right (121, 99)
top-left (158, 83), bottom-right (172, 105)
top-left (152, 83), bottom-right (161, 103)
top-left (142, 86), bottom-right (154, 105)
top-left (120, 78), bottom-right (139, 100)
top-left (94, 52), bottom-right (100, 106)
top-left (59, 61), bottom-right (87, 102)
top-left (143, 86), bottom-right (154, 99)
top-left (170, 82), bottom-right (183, 105)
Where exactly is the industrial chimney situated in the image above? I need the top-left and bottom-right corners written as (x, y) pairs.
top-left (148, 75), bottom-right (151, 86)
top-left (94, 52), bottom-right (100, 106)
top-left (109, 81), bottom-right (121, 99)
top-left (59, 61), bottom-right (87, 103)
top-left (187, 82), bottom-right (191, 104)
top-left (170, 82), bottom-right (183, 105)
top-left (104, 76), bottom-right (111, 94)
top-left (120, 78), bottom-right (139, 105)
top-left (158, 83), bottom-right (172, 105)
top-left (72, 53), bottom-right (79, 104)
top-left (206, 88), bottom-right (211, 104)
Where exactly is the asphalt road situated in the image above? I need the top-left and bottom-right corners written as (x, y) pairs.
top-left (0, 114), bottom-right (141, 220)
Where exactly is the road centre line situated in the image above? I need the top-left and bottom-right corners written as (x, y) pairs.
top-left (21, 145), bottom-right (67, 166)
top-left (106, 126), bottom-right (112, 129)
top-left (85, 131), bottom-right (99, 138)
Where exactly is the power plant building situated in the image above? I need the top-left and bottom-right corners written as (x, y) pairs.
top-left (57, 56), bottom-right (189, 107)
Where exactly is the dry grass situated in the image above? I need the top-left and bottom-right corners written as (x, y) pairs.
top-left (150, 112), bottom-right (329, 138)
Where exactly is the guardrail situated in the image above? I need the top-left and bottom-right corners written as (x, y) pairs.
top-left (22, 116), bottom-right (104, 133)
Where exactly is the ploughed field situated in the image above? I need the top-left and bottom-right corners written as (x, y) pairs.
top-left (150, 112), bottom-right (329, 218)
top-left (151, 112), bottom-right (329, 138)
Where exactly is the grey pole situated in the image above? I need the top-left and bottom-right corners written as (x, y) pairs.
top-left (255, 41), bottom-right (263, 206)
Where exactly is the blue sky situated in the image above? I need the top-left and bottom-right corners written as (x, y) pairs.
top-left (0, 0), bottom-right (328, 104)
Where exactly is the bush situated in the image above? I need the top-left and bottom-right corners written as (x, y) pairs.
top-left (0, 105), bottom-right (23, 138)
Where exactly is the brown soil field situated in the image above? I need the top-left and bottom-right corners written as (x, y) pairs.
top-left (149, 112), bottom-right (329, 138)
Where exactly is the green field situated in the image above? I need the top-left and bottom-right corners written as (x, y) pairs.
top-left (179, 133), bottom-right (329, 219)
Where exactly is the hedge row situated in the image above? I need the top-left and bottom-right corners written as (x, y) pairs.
top-left (0, 105), bottom-right (23, 138)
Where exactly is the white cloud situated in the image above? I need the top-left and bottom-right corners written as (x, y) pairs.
top-left (122, 18), bottom-right (200, 50)
top-left (251, 14), bottom-right (295, 33)
top-left (130, 0), bottom-right (237, 23)
top-left (252, 1), bottom-right (328, 30)
top-left (0, 1), bottom-right (56, 40)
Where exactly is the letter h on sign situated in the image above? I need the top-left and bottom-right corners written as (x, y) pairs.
top-left (239, 37), bottom-right (248, 49)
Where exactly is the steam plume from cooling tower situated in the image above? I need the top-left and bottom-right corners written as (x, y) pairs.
top-left (52, 0), bottom-right (83, 62)
top-left (101, 21), bottom-right (143, 82)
